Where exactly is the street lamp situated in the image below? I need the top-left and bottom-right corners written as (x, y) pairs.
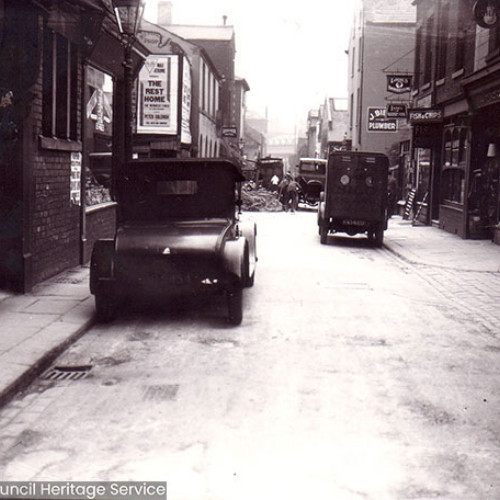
top-left (112, 0), bottom-right (145, 162)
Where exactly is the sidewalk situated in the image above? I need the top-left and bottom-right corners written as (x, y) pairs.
top-left (0, 265), bottom-right (95, 407)
top-left (385, 217), bottom-right (500, 273)
top-left (1, 217), bottom-right (500, 409)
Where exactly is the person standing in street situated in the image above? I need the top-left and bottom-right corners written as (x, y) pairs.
top-left (280, 174), bottom-right (300, 213)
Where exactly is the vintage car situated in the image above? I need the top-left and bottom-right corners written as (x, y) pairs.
top-left (318, 151), bottom-right (389, 247)
top-left (90, 158), bottom-right (257, 325)
top-left (296, 158), bottom-right (327, 206)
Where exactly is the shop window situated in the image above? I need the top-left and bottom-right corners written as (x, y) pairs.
top-left (85, 68), bottom-right (113, 206)
top-left (441, 127), bottom-right (467, 205)
top-left (42, 27), bottom-right (78, 140)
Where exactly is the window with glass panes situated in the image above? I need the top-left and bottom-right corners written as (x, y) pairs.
top-left (42, 26), bottom-right (78, 140)
top-left (441, 127), bottom-right (467, 204)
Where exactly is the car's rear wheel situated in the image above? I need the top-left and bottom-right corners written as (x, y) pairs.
top-left (227, 288), bottom-right (243, 325)
top-left (320, 227), bottom-right (328, 245)
top-left (374, 225), bottom-right (384, 247)
top-left (95, 293), bottom-right (117, 322)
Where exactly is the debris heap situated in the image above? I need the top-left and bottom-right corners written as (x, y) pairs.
top-left (241, 182), bottom-right (283, 212)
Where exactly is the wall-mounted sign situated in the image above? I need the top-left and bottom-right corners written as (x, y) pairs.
top-left (408, 108), bottom-right (444, 124)
top-left (137, 55), bottom-right (179, 135)
top-left (474, 0), bottom-right (500, 28)
top-left (222, 125), bottom-right (238, 138)
top-left (367, 107), bottom-right (398, 132)
top-left (387, 103), bottom-right (407, 118)
top-left (70, 152), bottom-right (82, 206)
top-left (180, 59), bottom-right (192, 145)
top-left (387, 75), bottom-right (412, 94)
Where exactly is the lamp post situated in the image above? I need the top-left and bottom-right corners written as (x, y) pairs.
top-left (112, 0), bottom-right (145, 163)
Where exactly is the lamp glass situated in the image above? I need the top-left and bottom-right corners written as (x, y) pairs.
top-left (113, 0), bottom-right (145, 36)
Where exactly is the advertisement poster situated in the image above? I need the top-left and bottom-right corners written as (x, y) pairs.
top-left (180, 59), bottom-right (192, 145)
top-left (86, 67), bottom-right (113, 135)
top-left (137, 55), bottom-right (179, 135)
top-left (70, 152), bottom-right (82, 206)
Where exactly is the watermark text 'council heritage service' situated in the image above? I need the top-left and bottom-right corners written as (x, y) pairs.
top-left (0, 482), bottom-right (167, 500)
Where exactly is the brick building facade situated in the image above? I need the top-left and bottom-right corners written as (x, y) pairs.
top-left (411, 0), bottom-right (500, 241)
top-left (0, 0), bottom-right (145, 292)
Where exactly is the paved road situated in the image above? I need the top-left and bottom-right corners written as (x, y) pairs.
top-left (1, 212), bottom-right (500, 499)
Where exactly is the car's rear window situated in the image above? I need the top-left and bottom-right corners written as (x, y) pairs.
top-left (118, 167), bottom-right (236, 222)
top-left (156, 180), bottom-right (198, 196)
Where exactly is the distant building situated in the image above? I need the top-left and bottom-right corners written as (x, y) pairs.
top-left (266, 135), bottom-right (298, 173)
top-left (348, 0), bottom-right (415, 154)
top-left (166, 21), bottom-right (249, 163)
top-left (244, 123), bottom-right (266, 162)
top-left (319, 97), bottom-right (350, 156)
top-left (306, 109), bottom-right (321, 158)
top-left (347, 0), bottom-right (416, 202)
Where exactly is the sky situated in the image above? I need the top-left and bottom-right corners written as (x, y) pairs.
top-left (143, 0), bottom-right (355, 136)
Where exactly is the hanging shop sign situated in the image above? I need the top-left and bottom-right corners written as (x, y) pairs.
top-left (387, 103), bottom-right (407, 118)
top-left (387, 75), bottom-right (412, 94)
top-left (137, 55), bottom-right (179, 135)
top-left (474, 0), bottom-right (500, 28)
top-left (367, 107), bottom-right (398, 132)
top-left (408, 108), bottom-right (444, 124)
top-left (221, 125), bottom-right (238, 138)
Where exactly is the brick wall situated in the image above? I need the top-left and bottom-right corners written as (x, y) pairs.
top-left (29, 36), bottom-right (83, 285)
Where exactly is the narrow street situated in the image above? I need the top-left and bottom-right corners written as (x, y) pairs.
top-left (1, 212), bottom-right (500, 499)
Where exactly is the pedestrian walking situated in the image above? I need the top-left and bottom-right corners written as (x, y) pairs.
top-left (280, 174), bottom-right (300, 213)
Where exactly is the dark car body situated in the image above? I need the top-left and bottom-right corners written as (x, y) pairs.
top-left (317, 151), bottom-right (389, 246)
top-left (90, 158), bottom-right (257, 324)
top-left (296, 157), bottom-right (327, 205)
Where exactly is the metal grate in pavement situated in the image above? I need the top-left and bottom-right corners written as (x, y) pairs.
top-left (41, 365), bottom-right (92, 381)
top-left (143, 384), bottom-right (179, 401)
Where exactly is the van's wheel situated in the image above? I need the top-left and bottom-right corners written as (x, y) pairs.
top-left (227, 288), bottom-right (243, 325)
top-left (374, 225), bottom-right (384, 247)
top-left (320, 227), bottom-right (328, 245)
top-left (95, 293), bottom-right (117, 322)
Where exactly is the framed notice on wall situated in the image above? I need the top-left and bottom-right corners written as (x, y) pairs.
top-left (70, 152), bottom-right (82, 206)
top-left (137, 55), bottom-right (179, 135)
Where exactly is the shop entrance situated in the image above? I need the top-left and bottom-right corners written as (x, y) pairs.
top-left (470, 104), bottom-right (500, 239)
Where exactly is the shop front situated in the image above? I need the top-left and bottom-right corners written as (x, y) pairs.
top-left (463, 65), bottom-right (500, 242)
top-left (409, 108), bottom-right (444, 226)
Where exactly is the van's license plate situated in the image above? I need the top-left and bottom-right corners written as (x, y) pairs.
top-left (342, 219), bottom-right (366, 226)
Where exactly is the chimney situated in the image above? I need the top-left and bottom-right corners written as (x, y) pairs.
top-left (158, 1), bottom-right (173, 26)
top-left (222, 15), bottom-right (227, 25)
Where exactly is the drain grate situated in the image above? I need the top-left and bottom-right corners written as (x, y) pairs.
top-left (143, 384), bottom-right (179, 401)
top-left (41, 365), bottom-right (92, 381)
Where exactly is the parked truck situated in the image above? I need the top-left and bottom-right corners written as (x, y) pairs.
top-left (317, 151), bottom-right (389, 247)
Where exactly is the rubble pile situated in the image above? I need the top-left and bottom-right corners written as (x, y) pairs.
top-left (241, 182), bottom-right (283, 212)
